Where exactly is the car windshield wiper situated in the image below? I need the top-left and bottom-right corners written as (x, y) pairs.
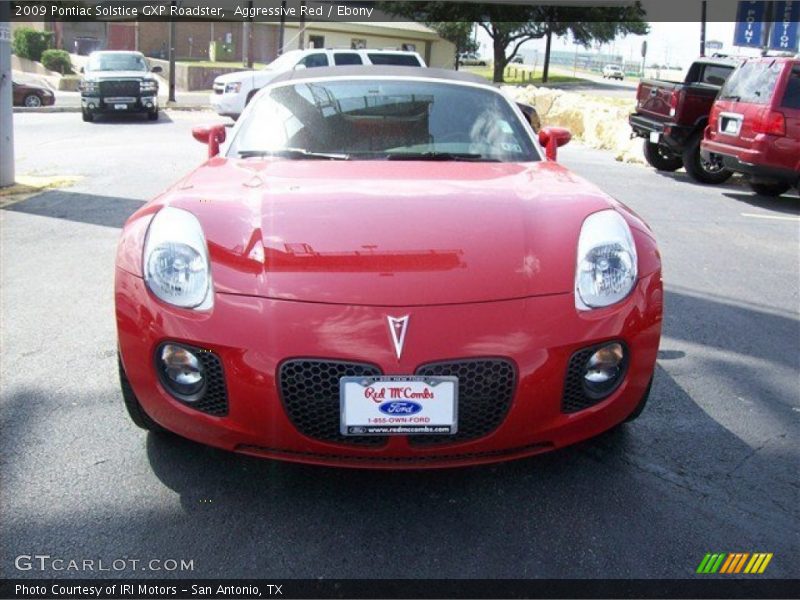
top-left (383, 152), bottom-right (499, 162)
top-left (238, 148), bottom-right (350, 160)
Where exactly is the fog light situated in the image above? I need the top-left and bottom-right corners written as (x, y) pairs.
top-left (88, 103), bottom-right (96, 109)
top-left (158, 344), bottom-right (204, 399)
top-left (583, 342), bottom-right (625, 398)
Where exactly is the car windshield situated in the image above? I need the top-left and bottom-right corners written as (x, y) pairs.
top-left (719, 60), bottom-right (782, 104)
top-left (87, 53), bottom-right (147, 72)
top-left (227, 79), bottom-right (539, 162)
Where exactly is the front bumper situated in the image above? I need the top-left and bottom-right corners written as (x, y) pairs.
top-left (209, 91), bottom-right (242, 118)
top-left (116, 269), bottom-right (662, 468)
top-left (82, 94), bottom-right (158, 113)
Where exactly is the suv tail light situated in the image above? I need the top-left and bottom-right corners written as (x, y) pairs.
top-left (753, 109), bottom-right (786, 136)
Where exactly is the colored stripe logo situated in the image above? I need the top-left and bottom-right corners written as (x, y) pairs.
top-left (697, 553), bottom-right (773, 574)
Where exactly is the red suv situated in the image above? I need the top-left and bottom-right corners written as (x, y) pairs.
top-left (702, 56), bottom-right (799, 197)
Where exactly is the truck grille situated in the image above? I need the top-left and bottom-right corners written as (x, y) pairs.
top-left (99, 80), bottom-right (140, 97)
top-left (278, 358), bottom-right (517, 448)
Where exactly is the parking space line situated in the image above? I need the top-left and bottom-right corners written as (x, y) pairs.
top-left (740, 212), bottom-right (800, 222)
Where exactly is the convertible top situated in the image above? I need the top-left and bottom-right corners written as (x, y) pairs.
top-left (268, 65), bottom-right (492, 87)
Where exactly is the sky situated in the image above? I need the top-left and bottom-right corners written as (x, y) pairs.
top-left (476, 21), bottom-right (767, 70)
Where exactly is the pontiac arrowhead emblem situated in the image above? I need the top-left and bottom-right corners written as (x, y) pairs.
top-left (387, 315), bottom-right (410, 360)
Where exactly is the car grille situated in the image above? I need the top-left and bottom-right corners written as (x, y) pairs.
top-left (278, 360), bottom-right (386, 447)
top-left (277, 358), bottom-right (517, 448)
top-left (99, 80), bottom-right (140, 97)
top-left (193, 350), bottom-right (229, 416)
top-left (409, 359), bottom-right (516, 447)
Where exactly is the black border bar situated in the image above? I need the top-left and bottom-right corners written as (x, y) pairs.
top-left (2, 579), bottom-right (800, 599)
top-left (7, 0), bottom-right (766, 23)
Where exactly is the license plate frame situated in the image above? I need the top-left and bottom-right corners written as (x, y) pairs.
top-left (340, 375), bottom-right (458, 436)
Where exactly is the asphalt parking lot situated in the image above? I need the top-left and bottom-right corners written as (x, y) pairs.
top-left (1, 111), bottom-right (798, 579)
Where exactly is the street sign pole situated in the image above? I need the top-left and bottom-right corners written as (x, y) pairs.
top-left (700, 0), bottom-right (707, 56)
top-left (0, 2), bottom-right (14, 188)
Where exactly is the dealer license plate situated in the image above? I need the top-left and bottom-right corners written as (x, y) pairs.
top-left (340, 376), bottom-right (458, 436)
top-left (114, 104), bottom-right (128, 110)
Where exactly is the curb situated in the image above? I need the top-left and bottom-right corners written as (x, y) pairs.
top-left (14, 104), bottom-right (212, 114)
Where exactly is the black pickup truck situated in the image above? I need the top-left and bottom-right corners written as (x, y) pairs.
top-left (79, 51), bottom-right (162, 122)
top-left (629, 57), bottom-right (739, 183)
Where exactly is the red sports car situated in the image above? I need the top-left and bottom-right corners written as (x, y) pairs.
top-left (115, 67), bottom-right (663, 468)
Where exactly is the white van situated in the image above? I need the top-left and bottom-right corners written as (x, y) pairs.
top-left (210, 48), bottom-right (426, 118)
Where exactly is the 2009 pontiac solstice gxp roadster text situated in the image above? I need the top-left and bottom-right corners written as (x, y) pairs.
top-left (115, 67), bottom-right (663, 468)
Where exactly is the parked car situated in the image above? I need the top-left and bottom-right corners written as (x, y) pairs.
top-left (511, 55), bottom-right (524, 64)
top-left (79, 51), bottom-right (162, 122)
top-left (115, 66), bottom-right (662, 468)
top-left (602, 64), bottom-right (624, 80)
top-left (211, 48), bottom-right (426, 119)
top-left (12, 80), bottom-right (55, 107)
top-left (702, 56), bottom-right (799, 197)
top-left (459, 53), bottom-right (487, 66)
top-left (629, 56), bottom-right (739, 183)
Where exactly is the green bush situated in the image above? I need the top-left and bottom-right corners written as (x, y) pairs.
top-left (12, 28), bottom-right (54, 62)
top-left (41, 49), bottom-right (73, 74)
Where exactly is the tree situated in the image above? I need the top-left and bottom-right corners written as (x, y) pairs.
top-left (381, 2), bottom-right (648, 82)
top-left (428, 22), bottom-right (479, 68)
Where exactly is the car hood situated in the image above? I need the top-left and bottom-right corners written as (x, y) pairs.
top-left (214, 68), bottom-right (275, 84)
top-left (153, 160), bottom-right (622, 306)
top-left (83, 70), bottom-right (155, 81)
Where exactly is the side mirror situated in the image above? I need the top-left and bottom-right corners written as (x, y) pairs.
top-left (151, 65), bottom-right (163, 74)
top-left (293, 63), bottom-right (307, 70)
top-left (192, 124), bottom-right (227, 158)
top-left (538, 126), bottom-right (571, 161)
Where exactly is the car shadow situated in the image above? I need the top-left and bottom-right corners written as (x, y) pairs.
top-left (2, 190), bottom-right (145, 229)
top-left (722, 191), bottom-right (800, 215)
top-left (88, 111), bottom-right (174, 125)
top-left (651, 169), bottom-right (750, 190)
top-left (1, 289), bottom-right (797, 577)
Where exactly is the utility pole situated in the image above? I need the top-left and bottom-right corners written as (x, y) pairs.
top-left (278, 0), bottom-right (286, 55)
top-left (700, 0), bottom-right (707, 56)
top-left (298, 1), bottom-right (306, 49)
top-left (243, 0), bottom-right (253, 68)
top-left (168, 1), bottom-right (176, 103)
top-left (0, 2), bottom-right (14, 188)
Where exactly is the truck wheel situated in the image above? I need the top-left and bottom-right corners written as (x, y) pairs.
top-left (682, 134), bottom-right (733, 184)
top-left (119, 355), bottom-right (165, 432)
top-left (147, 110), bottom-right (159, 121)
top-left (81, 110), bottom-right (94, 123)
top-left (643, 141), bottom-right (682, 171)
top-left (749, 182), bottom-right (791, 197)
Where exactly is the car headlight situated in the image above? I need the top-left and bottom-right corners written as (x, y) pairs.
top-left (140, 80), bottom-right (158, 92)
top-left (575, 210), bottom-right (637, 310)
top-left (81, 81), bottom-right (98, 93)
top-left (143, 207), bottom-right (213, 309)
top-left (224, 82), bottom-right (242, 94)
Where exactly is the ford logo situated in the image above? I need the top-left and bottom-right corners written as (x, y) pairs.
top-left (379, 401), bottom-right (423, 415)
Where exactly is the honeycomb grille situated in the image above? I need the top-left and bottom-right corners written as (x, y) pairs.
top-left (410, 359), bottom-right (516, 447)
top-left (278, 360), bottom-right (386, 447)
top-left (194, 350), bottom-right (229, 416)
